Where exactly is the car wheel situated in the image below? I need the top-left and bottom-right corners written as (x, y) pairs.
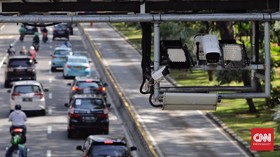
top-left (51, 67), bottom-right (56, 72)
top-left (40, 110), bottom-right (46, 116)
top-left (4, 81), bottom-right (10, 88)
top-left (63, 72), bottom-right (68, 79)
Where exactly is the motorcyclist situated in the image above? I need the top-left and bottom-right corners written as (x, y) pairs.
top-left (33, 32), bottom-right (40, 44)
top-left (19, 25), bottom-right (26, 41)
top-left (8, 104), bottom-right (27, 144)
top-left (7, 44), bottom-right (16, 56)
top-left (41, 27), bottom-right (48, 42)
top-left (28, 46), bottom-right (37, 63)
top-left (63, 41), bottom-right (72, 48)
top-left (19, 46), bottom-right (28, 55)
top-left (41, 27), bottom-right (48, 34)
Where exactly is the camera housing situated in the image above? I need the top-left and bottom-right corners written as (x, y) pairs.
top-left (151, 66), bottom-right (170, 82)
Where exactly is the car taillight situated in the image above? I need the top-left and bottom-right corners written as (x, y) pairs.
top-left (66, 64), bottom-right (71, 68)
top-left (98, 87), bottom-right (106, 92)
top-left (84, 65), bottom-right (90, 69)
top-left (12, 92), bottom-right (20, 100)
top-left (51, 55), bottom-right (56, 58)
top-left (98, 109), bottom-right (108, 118)
top-left (71, 86), bottom-right (81, 91)
top-left (104, 140), bottom-right (113, 144)
top-left (35, 92), bottom-right (44, 99)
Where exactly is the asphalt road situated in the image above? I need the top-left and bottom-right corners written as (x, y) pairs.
top-left (0, 22), bottom-right (251, 157)
top-left (0, 23), bottom-right (136, 157)
top-left (81, 23), bottom-right (251, 157)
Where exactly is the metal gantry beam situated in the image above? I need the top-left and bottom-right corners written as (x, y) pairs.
top-left (0, 13), bottom-right (280, 23)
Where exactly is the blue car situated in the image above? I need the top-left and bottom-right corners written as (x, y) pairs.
top-left (50, 46), bottom-right (72, 71)
top-left (63, 56), bottom-right (91, 79)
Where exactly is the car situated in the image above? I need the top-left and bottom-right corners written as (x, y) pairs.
top-left (4, 55), bottom-right (36, 88)
top-left (52, 23), bottom-right (69, 40)
top-left (67, 76), bottom-right (108, 101)
top-left (64, 94), bottom-right (110, 138)
top-left (7, 80), bottom-right (48, 115)
top-left (23, 24), bottom-right (38, 35)
top-left (76, 135), bottom-right (137, 157)
top-left (63, 55), bottom-right (92, 79)
top-left (61, 23), bottom-right (74, 35)
top-left (73, 51), bottom-right (93, 63)
top-left (50, 46), bottom-right (73, 71)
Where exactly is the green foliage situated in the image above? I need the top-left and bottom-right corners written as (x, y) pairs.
top-left (215, 71), bottom-right (243, 85)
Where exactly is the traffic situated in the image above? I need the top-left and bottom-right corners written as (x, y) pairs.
top-left (0, 23), bottom-right (137, 157)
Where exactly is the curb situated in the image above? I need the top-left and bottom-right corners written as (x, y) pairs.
top-left (79, 23), bottom-right (159, 157)
top-left (206, 112), bottom-right (260, 157)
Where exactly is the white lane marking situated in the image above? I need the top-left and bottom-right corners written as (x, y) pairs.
top-left (48, 107), bottom-right (52, 115)
top-left (49, 93), bottom-right (52, 99)
top-left (49, 61), bottom-right (51, 65)
top-left (49, 78), bottom-right (52, 83)
top-left (47, 126), bottom-right (52, 134)
top-left (49, 45), bottom-right (52, 49)
top-left (47, 150), bottom-right (51, 157)
top-left (49, 70), bottom-right (52, 74)
top-left (0, 54), bottom-right (8, 68)
top-left (0, 24), bottom-right (5, 31)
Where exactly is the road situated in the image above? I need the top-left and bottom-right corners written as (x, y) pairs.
top-left (0, 23), bottom-right (136, 157)
top-left (81, 23), bottom-right (251, 157)
top-left (0, 22), bottom-right (251, 157)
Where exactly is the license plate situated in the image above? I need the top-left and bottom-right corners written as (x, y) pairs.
top-left (82, 117), bottom-right (95, 123)
top-left (22, 98), bottom-right (32, 102)
top-left (75, 67), bottom-right (82, 70)
top-left (16, 69), bottom-right (25, 72)
top-left (58, 31), bottom-right (64, 34)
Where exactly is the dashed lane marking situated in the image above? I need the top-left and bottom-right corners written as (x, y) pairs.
top-left (47, 126), bottom-right (52, 134)
top-left (49, 93), bottom-right (52, 99)
top-left (47, 150), bottom-right (51, 157)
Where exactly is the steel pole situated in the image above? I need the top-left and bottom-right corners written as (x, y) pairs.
top-left (154, 22), bottom-right (160, 100)
top-left (264, 21), bottom-right (271, 96)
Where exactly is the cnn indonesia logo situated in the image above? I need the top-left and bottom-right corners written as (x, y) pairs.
top-left (251, 128), bottom-right (274, 151)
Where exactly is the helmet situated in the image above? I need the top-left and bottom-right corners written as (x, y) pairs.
top-left (15, 104), bottom-right (21, 110)
top-left (30, 46), bottom-right (35, 50)
top-left (9, 44), bottom-right (13, 47)
top-left (34, 32), bottom-right (38, 36)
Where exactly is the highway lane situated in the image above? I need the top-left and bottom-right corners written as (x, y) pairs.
top-left (0, 23), bottom-right (135, 157)
top-left (81, 23), bottom-right (251, 157)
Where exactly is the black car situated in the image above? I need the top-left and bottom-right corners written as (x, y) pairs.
top-left (23, 24), bottom-right (38, 35)
top-left (67, 76), bottom-right (108, 102)
top-left (65, 94), bottom-right (110, 138)
top-left (61, 23), bottom-right (74, 35)
top-left (4, 55), bottom-right (36, 88)
top-left (76, 135), bottom-right (137, 157)
top-left (52, 24), bottom-right (69, 40)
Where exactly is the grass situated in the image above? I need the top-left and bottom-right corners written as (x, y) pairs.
top-left (111, 22), bottom-right (280, 157)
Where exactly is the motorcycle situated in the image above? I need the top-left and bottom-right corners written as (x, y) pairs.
top-left (5, 127), bottom-right (28, 157)
top-left (32, 42), bottom-right (40, 51)
top-left (42, 32), bottom-right (48, 43)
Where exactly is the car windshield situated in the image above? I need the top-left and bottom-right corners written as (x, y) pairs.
top-left (90, 145), bottom-right (129, 157)
top-left (76, 82), bottom-right (100, 88)
top-left (54, 50), bottom-right (71, 56)
top-left (9, 59), bottom-right (32, 67)
top-left (68, 58), bottom-right (87, 63)
top-left (14, 85), bottom-right (41, 94)
top-left (73, 98), bottom-right (104, 109)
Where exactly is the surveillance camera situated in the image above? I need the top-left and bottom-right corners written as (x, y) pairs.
top-left (152, 66), bottom-right (169, 82)
top-left (193, 34), bottom-right (221, 64)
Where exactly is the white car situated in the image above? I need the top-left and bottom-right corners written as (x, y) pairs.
top-left (8, 80), bottom-right (48, 115)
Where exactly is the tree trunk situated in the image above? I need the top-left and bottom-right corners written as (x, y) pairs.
top-left (216, 21), bottom-right (258, 113)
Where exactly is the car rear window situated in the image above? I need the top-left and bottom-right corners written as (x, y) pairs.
top-left (9, 59), bottom-right (32, 67)
top-left (14, 85), bottom-right (41, 93)
top-left (54, 50), bottom-right (71, 56)
top-left (90, 145), bottom-right (129, 157)
top-left (73, 98), bottom-right (104, 109)
top-left (76, 82), bottom-right (100, 88)
top-left (68, 58), bottom-right (87, 63)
